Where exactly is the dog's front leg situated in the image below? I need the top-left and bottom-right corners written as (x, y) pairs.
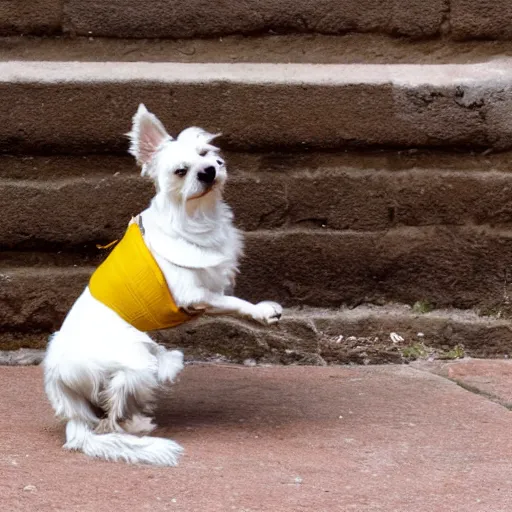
top-left (202, 295), bottom-right (282, 325)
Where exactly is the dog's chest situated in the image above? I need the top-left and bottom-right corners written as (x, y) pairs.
top-left (156, 252), bottom-right (236, 295)
top-left (142, 206), bottom-right (242, 300)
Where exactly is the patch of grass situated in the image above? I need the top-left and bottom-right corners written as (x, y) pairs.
top-left (438, 344), bottom-right (465, 360)
top-left (401, 342), bottom-right (465, 362)
top-left (401, 342), bottom-right (429, 361)
top-left (412, 300), bottom-right (434, 314)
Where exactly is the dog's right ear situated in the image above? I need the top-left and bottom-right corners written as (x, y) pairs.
top-left (127, 104), bottom-right (172, 175)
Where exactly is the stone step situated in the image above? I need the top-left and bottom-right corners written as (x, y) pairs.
top-left (1, 293), bottom-right (510, 364)
top-left (3, 152), bottom-right (512, 248)
top-left (4, 34), bottom-right (512, 64)
top-left (2, 219), bottom-right (512, 320)
top-left (2, 60), bottom-right (512, 153)
top-left (1, 0), bottom-right (510, 40)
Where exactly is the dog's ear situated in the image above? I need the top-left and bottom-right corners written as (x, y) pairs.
top-left (127, 104), bottom-right (171, 173)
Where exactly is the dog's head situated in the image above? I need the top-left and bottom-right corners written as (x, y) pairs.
top-left (127, 104), bottom-right (226, 204)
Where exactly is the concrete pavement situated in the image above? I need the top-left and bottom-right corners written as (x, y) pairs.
top-left (2, 362), bottom-right (512, 511)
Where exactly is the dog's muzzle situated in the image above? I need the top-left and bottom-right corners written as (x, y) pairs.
top-left (197, 166), bottom-right (216, 185)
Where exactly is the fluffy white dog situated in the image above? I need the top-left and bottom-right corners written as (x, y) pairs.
top-left (43, 104), bottom-right (282, 466)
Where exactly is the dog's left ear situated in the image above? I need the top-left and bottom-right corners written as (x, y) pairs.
top-left (127, 104), bottom-right (172, 174)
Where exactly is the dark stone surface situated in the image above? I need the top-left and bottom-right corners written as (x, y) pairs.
top-left (2, 61), bottom-right (512, 153)
top-left (0, 0), bottom-right (61, 36)
top-left (63, 0), bottom-right (444, 38)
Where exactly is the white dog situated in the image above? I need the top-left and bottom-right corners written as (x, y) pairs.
top-left (43, 104), bottom-right (282, 466)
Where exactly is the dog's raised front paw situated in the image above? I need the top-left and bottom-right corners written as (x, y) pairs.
top-left (254, 301), bottom-right (283, 325)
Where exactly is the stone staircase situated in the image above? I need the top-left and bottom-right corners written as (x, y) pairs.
top-left (2, 1), bottom-right (512, 364)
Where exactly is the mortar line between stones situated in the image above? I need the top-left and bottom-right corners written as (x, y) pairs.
top-left (451, 379), bottom-right (512, 411)
top-left (411, 365), bottom-right (512, 412)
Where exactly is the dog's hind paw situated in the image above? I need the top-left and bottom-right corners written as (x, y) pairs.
top-left (123, 414), bottom-right (157, 435)
top-left (254, 301), bottom-right (283, 325)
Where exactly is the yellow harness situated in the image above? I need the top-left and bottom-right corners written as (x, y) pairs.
top-left (89, 218), bottom-right (196, 331)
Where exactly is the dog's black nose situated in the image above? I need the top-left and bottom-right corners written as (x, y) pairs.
top-left (197, 166), bottom-right (216, 184)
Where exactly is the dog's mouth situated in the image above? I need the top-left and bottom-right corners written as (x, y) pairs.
top-left (188, 185), bottom-right (215, 201)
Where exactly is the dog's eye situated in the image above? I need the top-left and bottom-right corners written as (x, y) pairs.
top-left (199, 150), bottom-right (208, 157)
top-left (175, 168), bottom-right (188, 177)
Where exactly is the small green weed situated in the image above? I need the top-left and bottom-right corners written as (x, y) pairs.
top-left (412, 300), bottom-right (434, 314)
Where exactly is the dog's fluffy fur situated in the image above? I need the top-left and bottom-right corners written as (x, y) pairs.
top-left (43, 105), bottom-right (282, 466)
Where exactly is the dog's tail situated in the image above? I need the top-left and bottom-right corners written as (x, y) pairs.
top-left (64, 419), bottom-right (183, 466)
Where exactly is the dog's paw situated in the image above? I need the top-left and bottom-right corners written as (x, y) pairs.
top-left (253, 301), bottom-right (283, 325)
top-left (123, 414), bottom-right (157, 435)
top-left (168, 349), bottom-right (184, 365)
top-left (157, 349), bottom-right (184, 384)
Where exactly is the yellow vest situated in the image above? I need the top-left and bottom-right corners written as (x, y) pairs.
top-left (89, 220), bottom-right (196, 331)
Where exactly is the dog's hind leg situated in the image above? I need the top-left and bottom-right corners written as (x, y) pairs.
top-left (45, 368), bottom-right (101, 428)
top-left (96, 367), bottom-right (159, 434)
top-left (113, 345), bottom-right (184, 435)
top-left (60, 353), bottom-right (183, 466)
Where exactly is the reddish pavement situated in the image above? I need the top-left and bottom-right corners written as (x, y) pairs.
top-left (2, 362), bottom-right (512, 512)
